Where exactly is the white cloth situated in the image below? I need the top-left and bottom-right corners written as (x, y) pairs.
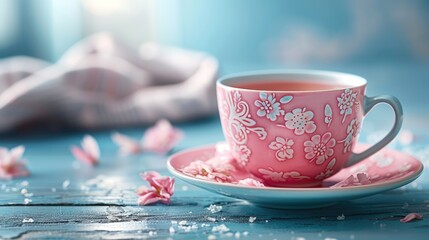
top-left (0, 33), bottom-right (219, 132)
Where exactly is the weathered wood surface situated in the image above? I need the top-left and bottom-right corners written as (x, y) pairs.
top-left (0, 116), bottom-right (428, 240)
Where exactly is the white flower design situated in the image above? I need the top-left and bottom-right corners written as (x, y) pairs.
top-left (254, 93), bottom-right (284, 121)
top-left (268, 137), bottom-right (294, 161)
top-left (315, 158), bottom-right (336, 180)
top-left (222, 90), bottom-right (268, 165)
top-left (304, 132), bottom-right (336, 165)
top-left (339, 118), bottom-right (360, 153)
top-left (258, 168), bottom-right (285, 182)
top-left (337, 89), bottom-right (358, 123)
top-left (324, 104), bottom-right (333, 127)
top-left (232, 143), bottom-right (251, 167)
top-left (258, 168), bottom-right (310, 182)
top-left (283, 171), bottom-right (310, 180)
top-left (222, 91), bottom-right (267, 145)
top-left (284, 108), bottom-right (317, 135)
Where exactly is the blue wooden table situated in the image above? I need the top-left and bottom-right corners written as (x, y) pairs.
top-left (1, 63), bottom-right (428, 239)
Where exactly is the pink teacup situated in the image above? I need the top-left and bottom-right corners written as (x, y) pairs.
top-left (217, 70), bottom-right (403, 187)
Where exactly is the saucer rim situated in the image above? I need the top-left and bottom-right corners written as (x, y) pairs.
top-left (167, 143), bottom-right (424, 192)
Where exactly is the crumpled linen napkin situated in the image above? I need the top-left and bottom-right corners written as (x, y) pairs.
top-left (0, 33), bottom-right (219, 132)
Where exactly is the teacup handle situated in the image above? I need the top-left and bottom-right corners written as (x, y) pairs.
top-left (344, 95), bottom-right (403, 167)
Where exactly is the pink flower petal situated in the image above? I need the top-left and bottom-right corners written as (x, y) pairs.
top-left (111, 132), bottom-right (143, 155)
top-left (140, 171), bottom-right (162, 182)
top-left (400, 213), bottom-right (423, 223)
top-left (182, 158), bottom-right (234, 183)
top-left (82, 135), bottom-right (100, 160)
top-left (71, 146), bottom-right (97, 166)
top-left (10, 146), bottom-right (25, 161)
top-left (71, 135), bottom-right (99, 166)
top-left (356, 172), bottom-right (371, 184)
top-left (330, 173), bottom-right (371, 188)
top-left (0, 146), bottom-right (29, 180)
top-left (237, 178), bottom-right (265, 187)
top-left (138, 191), bottom-right (161, 205)
top-left (142, 119), bottom-right (184, 154)
top-left (136, 171), bottom-right (174, 205)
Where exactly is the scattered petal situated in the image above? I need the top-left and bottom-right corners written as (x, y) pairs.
top-left (111, 132), bottom-right (143, 156)
top-left (330, 173), bottom-right (371, 188)
top-left (237, 178), bottom-right (265, 187)
top-left (337, 214), bottom-right (345, 220)
top-left (0, 145), bottom-right (29, 180)
top-left (182, 157), bottom-right (235, 183)
top-left (400, 213), bottom-right (423, 223)
top-left (137, 171), bottom-right (174, 205)
top-left (142, 119), bottom-right (183, 154)
top-left (71, 135), bottom-right (99, 166)
top-left (249, 216), bottom-right (257, 223)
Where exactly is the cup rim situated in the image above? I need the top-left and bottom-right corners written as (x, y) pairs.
top-left (217, 69), bottom-right (367, 93)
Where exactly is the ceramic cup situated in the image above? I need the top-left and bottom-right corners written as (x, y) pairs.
top-left (217, 70), bottom-right (403, 187)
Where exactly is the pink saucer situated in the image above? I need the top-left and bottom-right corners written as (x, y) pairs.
top-left (167, 143), bottom-right (423, 209)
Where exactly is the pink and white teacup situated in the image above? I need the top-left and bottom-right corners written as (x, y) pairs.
top-left (217, 70), bottom-right (403, 187)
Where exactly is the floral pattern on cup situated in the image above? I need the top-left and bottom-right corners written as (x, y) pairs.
top-left (304, 132), bottom-right (336, 165)
top-left (258, 168), bottom-right (310, 182)
top-left (268, 137), bottom-right (294, 161)
top-left (324, 104), bottom-right (333, 127)
top-left (222, 91), bottom-right (267, 145)
top-left (254, 93), bottom-right (283, 121)
top-left (315, 158), bottom-right (336, 180)
top-left (284, 108), bottom-right (317, 135)
top-left (232, 143), bottom-right (251, 167)
top-left (337, 89), bottom-right (358, 123)
top-left (339, 118), bottom-right (360, 153)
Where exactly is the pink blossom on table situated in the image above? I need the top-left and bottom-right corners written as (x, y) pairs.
top-left (142, 119), bottom-right (184, 154)
top-left (137, 171), bottom-right (174, 205)
top-left (111, 132), bottom-right (143, 156)
top-left (400, 213), bottom-right (423, 223)
top-left (237, 178), bottom-right (265, 187)
top-left (0, 146), bottom-right (29, 180)
top-left (330, 173), bottom-right (371, 188)
top-left (71, 135), bottom-right (100, 166)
